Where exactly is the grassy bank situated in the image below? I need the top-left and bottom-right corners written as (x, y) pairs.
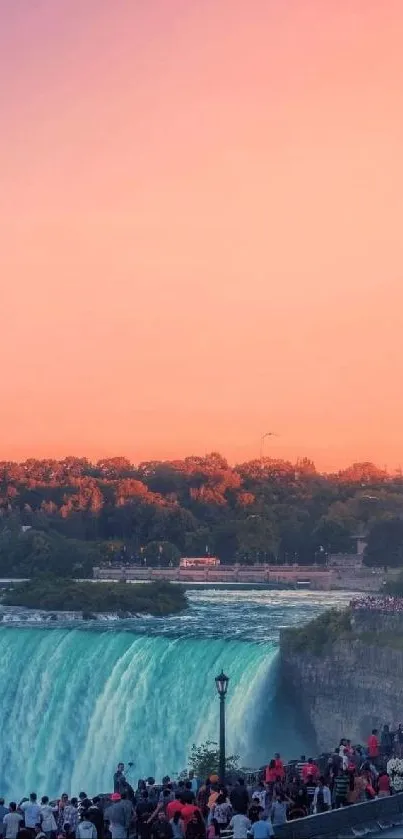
top-left (282, 608), bottom-right (353, 655)
top-left (3, 577), bottom-right (187, 616)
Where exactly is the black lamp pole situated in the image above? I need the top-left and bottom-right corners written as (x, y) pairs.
top-left (215, 670), bottom-right (229, 784)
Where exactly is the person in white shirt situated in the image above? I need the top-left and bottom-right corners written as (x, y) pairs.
top-left (248, 812), bottom-right (274, 839)
top-left (229, 813), bottom-right (251, 839)
top-left (76, 817), bottom-right (97, 839)
top-left (188, 772), bottom-right (198, 795)
top-left (313, 779), bottom-right (332, 814)
top-left (40, 797), bottom-right (57, 836)
top-left (3, 803), bottom-right (22, 839)
top-left (20, 794), bottom-right (41, 830)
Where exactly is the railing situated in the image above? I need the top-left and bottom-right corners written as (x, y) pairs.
top-left (274, 791), bottom-right (403, 839)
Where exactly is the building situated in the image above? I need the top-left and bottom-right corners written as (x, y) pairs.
top-left (179, 557), bottom-right (220, 568)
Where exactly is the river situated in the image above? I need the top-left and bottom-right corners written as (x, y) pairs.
top-left (0, 588), bottom-right (353, 798)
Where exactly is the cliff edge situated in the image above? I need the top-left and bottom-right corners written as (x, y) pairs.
top-left (280, 607), bottom-right (403, 751)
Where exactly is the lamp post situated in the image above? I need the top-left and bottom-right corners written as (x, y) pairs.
top-left (215, 670), bottom-right (229, 784)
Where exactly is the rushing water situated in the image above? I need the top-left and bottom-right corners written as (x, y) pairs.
top-left (0, 588), bottom-right (353, 798)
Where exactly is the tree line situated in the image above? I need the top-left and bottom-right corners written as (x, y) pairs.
top-left (0, 453), bottom-right (403, 576)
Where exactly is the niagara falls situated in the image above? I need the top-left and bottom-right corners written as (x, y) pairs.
top-left (0, 588), bottom-right (352, 798)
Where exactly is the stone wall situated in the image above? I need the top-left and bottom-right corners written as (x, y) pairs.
top-left (351, 609), bottom-right (403, 634)
top-left (280, 631), bottom-right (403, 750)
top-left (93, 564), bottom-right (335, 587)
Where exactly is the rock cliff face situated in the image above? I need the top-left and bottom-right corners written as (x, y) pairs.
top-left (280, 612), bottom-right (403, 751)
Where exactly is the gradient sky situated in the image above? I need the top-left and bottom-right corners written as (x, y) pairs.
top-left (1, 0), bottom-right (402, 470)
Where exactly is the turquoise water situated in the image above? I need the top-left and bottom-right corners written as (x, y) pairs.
top-left (0, 588), bottom-right (353, 798)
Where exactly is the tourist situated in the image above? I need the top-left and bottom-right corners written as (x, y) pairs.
top-left (151, 811), bottom-right (173, 839)
top-left (3, 804), bottom-right (22, 839)
top-left (148, 791), bottom-right (173, 824)
top-left (63, 800), bottom-right (78, 836)
top-left (209, 794), bottom-right (232, 832)
top-left (248, 810), bottom-right (274, 839)
top-left (75, 814), bottom-right (97, 839)
top-left (381, 725), bottom-right (393, 759)
top-left (287, 799), bottom-right (307, 822)
top-left (114, 765), bottom-right (127, 797)
top-left (347, 773), bottom-right (366, 805)
top-left (250, 784), bottom-right (266, 812)
top-left (0, 801), bottom-right (9, 838)
top-left (301, 759), bottom-right (319, 783)
top-left (247, 800), bottom-right (262, 825)
top-left (180, 785), bottom-right (195, 806)
top-left (228, 812), bottom-right (251, 839)
top-left (34, 823), bottom-right (47, 839)
top-left (206, 820), bottom-right (218, 839)
top-left (40, 797), bottom-right (57, 838)
top-left (312, 778), bottom-right (331, 814)
top-left (296, 756), bottom-right (308, 780)
top-left (55, 795), bottom-right (69, 834)
top-left (169, 812), bottom-right (185, 839)
top-left (377, 772), bottom-right (391, 798)
top-left (367, 729), bottom-right (380, 762)
top-left (58, 823), bottom-right (75, 839)
top-left (269, 793), bottom-right (288, 829)
top-left (105, 793), bottom-right (132, 839)
top-left (180, 802), bottom-right (201, 831)
top-left (137, 791), bottom-right (154, 839)
top-left (264, 762), bottom-right (278, 786)
top-left (87, 798), bottom-right (104, 839)
top-left (229, 780), bottom-right (249, 816)
top-left (396, 724), bottom-right (403, 757)
top-left (273, 755), bottom-right (285, 781)
top-left (77, 796), bottom-right (92, 820)
top-left (289, 780), bottom-right (308, 814)
top-left (304, 776), bottom-right (316, 812)
top-left (188, 774), bottom-right (198, 796)
top-left (20, 795), bottom-right (41, 833)
top-left (334, 771), bottom-right (350, 808)
top-left (196, 782), bottom-right (210, 820)
top-left (207, 781), bottom-right (219, 813)
top-left (184, 812), bottom-right (205, 839)
top-left (166, 796), bottom-right (184, 823)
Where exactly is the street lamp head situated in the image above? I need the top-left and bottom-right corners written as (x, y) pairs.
top-left (215, 670), bottom-right (229, 697)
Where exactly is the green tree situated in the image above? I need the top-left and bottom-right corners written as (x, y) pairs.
top-left (188, 741), bottom-right (239, 779)
top-left (364, 518), bottom-right (403, 568)
top-left (312, 517), bottom-right (353, 554)
top-left (143, 540), bottom-right (181, 566)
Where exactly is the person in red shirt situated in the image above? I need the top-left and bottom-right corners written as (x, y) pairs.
top-left (368, 729), bottom-right (380, 760)
top-left (166, 795), bottom-right (184, 821)
top-left (274, 753), bottom-right (285, 780)
top-left (377, 772), bottom-right (391, 797)
top-left (302, 759), bottom-right (319, 783)
top-left (265, 760), bottom-right (279, 784)
top-left (181, 804), bottom-right (201, 828)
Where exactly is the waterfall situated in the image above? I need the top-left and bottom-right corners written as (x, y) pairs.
top-left (0, 627), bottom-right (278, 797)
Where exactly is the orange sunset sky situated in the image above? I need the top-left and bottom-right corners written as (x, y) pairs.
top-left (1, 0), bottom-right (402, 471)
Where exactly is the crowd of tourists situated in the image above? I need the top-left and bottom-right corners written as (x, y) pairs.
top-left (350, 595), bottom-right (403, 612)
top-left (2, 733), bottom-right (402, 839)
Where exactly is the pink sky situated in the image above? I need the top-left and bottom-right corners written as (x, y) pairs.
top-left (0, 0), bottom-right (402, 470)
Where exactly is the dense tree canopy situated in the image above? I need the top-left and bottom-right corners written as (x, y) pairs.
top-left (0, 454), bottom-right (402, 575)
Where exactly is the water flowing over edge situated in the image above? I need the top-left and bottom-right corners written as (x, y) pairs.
top-left (0, 627), bottom-right (277, 797)
top-left (0, 590), bottom-right (354, 797)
